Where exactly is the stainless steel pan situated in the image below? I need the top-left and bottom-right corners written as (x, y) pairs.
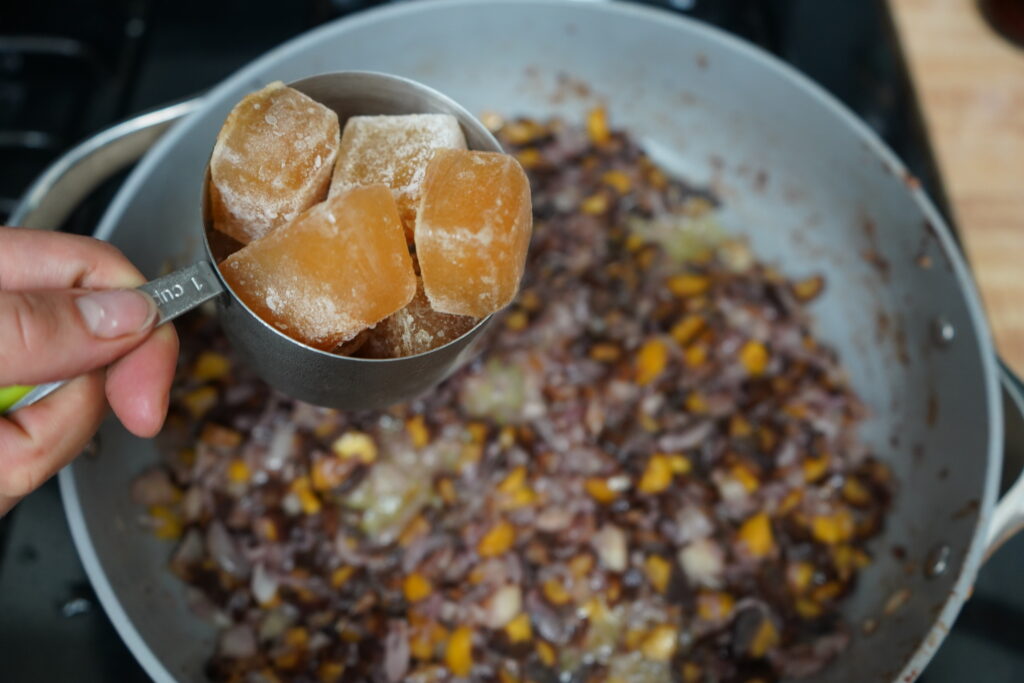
top-left (13, 1), bottom-right (1024, 680)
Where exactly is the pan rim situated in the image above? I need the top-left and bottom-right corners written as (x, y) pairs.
top-left (63, 1), bottom-right (1003, 682)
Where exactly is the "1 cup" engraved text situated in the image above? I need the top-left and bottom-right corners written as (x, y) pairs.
top-left (150, 276), bottom-right (206, 304)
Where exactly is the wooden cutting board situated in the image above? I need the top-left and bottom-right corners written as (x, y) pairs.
top-left (889, 0), bottom-right (1024, 375)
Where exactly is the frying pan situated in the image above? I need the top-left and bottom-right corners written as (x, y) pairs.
top-left (11, 0), bottom-right (1024, 680)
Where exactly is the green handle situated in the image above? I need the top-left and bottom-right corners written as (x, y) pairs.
top-left (0, 385), bottom-right (34, 413)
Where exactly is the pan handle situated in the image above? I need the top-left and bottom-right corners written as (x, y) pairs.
top-left (8, 96), bottom-right (203, 229)
top-left (984, 364), bottom-right (1024, 555)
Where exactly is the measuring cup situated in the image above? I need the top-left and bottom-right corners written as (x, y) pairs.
top-left (2, 72), bottom-right (502, 414)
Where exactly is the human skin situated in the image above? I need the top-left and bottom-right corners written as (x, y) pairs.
top-left (0, 226), bottom-right (179, 515)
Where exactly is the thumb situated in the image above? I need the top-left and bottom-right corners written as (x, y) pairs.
top-left (0, 288), bottom-right (158, 386)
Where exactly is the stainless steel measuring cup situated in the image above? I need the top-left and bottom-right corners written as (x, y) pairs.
top-left (3, 71), bottom-right (502, 414)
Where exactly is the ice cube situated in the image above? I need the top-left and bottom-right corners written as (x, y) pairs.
top-left (209, 82), bottom-right (339, 244)
top-left (360, 278), bottom-right (476, 358)
top-left (220, 185), bottom-right (416, 350)
top-left (415, 149), bottom-right (533, 317)
top-left (330, 114), bottom-right (467, 240)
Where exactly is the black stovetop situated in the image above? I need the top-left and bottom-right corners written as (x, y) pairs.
top-left (0, 1), bottom-right (1021, 681)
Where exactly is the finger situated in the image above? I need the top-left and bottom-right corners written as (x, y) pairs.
top-left (0, 288), bottom-right (158, 385)
top-left (0, 371), bottom-right (106, 508)
top-left (107, 324), bottom-right (179, 438)
top-left (0, 226), bottom-right (145, 290)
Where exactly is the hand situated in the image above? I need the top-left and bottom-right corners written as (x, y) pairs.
top-left (0, 226), bottom-right (179, 514)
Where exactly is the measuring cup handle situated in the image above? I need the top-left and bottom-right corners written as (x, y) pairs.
top-left (0, 261), bottom-right (224, 415)
top-left (142, 261), bottom-right (225, 325)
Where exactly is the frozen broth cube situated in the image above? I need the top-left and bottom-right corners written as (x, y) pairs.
top-left (220, 185), bottom-right (416, 350)
top-left (330, 114), bottom-right (467, 238)
top-left (415, 149), bottom-right (533, 317)
top-left (209, 82), bottom-right (340, 244)
top-left (360, 278), bottom-right (476, 358)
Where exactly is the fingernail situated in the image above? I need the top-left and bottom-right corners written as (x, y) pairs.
top-left (76, 290), bottom-right (157, 339)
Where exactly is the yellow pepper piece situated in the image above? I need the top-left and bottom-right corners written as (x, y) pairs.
top-left (332, 431), bottom-right (377, 463)
top-left (730, 463), bottom-right (760, 492)
top-left (792, 275), bottom-right (824, 301)
top-left (786, 562), bottom-right (814, 593)
top-left (200, 423), bottom-right (243, 448)
top-left (467, 422), bottom-right (488, 444)
top-left (569, 553), bottom-right (594, 578)
top-left (498, 466), bottom-right (527, 495)
top-left (638, 454), bottom-right (674, 494)
top-left (671, 315), bottom-right (706, 346)
top-left (182, 385), bottom-right (218, 418)
top-left (536, 640), bottom-right (556, 667)
top-left (842, 476), bottom-right (872, 505)
top-left (437, 478), bottom-right (457, 505)
top-left (478, 521), bottom-right (516, 557)
top-left (330, 566), bottom-right (355, 588)
top-left (505, 613), bottom-right (532, 643)
top-left (644, 555), bottom-right (672, 593)
top-left (290, 477), bottom-right (321, 515)
top-left (739, 340), bottom-right (769, 376)
top-left (193, 351), bottom-right (231, 381)
top-left (697, 590), bottom-right (735, 621)
top-left (317, 661), bottom-right (345, 682)
top-left (802, 454), bottom-right (830, 482)
top-left (729, 414), bottom-right (752, 438)
top-left (256, 517), bottom-right (279, 542)
top-left (682, 662), bottom-right (703, 683)
top-left (748, 618), bottom-right (780, 658)
top-left (516, 148), bottom-right (543, 169)
top-left (778, 489), bottom-right (803, 514)
top-left (459, 443), bottom-right (484, 470)
top-left (811, 509), bottom-right (856, 545)
top-left (284, 626), bottom-right (309, 648)
top-left (148, 505), bottom-right (182, 540)
top-left (812, 581), bottom-right (842, 603)
top-left (601, 169), bottom-right (632, 194)
top-left (683, 344), bottom-right (707, 369)
top-left (503, 119), bottom-right (545, 145)
top-left (409, 630), bottom-right (434, 661)
top-left (581, 192), bottom-right (609, 215)
top-left (667, 273), bottom-right (711, 297)
top-left (542, 578), bottom-right (572, 606)
top-left (685, 391), bottom-right (707, 414)
top-left (403, 573), bottom-right (433, 603)
top-left (589, 343), bottom-right (622, 362)
top-left (274, 651), bottom-right (300, 670)
top-left (226, 459), bottom-right (250, 484)
top-left (504, 310), bottom-right (529, 331)
top-left (641, 624), bottom-right (678, 661)
top-left (625, 233), bottom-right (646, 252)
top-left (502, 487), bottom-right (538, 510)
top-left (795, 598), bottom-right (823, 619)
top-left (587, 107), bottom-right (611, 145)
top-left (446, 626), bottom-right (474, 677)
top-left (636, 338), bottom-right (668, 386)
top-left (738, 512), bottom-right (775, 559)
top-left (668, 454), bottom-right (692, 474)
top-left (406, 415), bottom-right (430, 448)
top-left (648, 166), bottom-right (668, 189)
top-left (498, 426), bottom-right (517, 449)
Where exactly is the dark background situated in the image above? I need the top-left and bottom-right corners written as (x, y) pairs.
top-left (0, 1), bottom-right (1021, 681)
